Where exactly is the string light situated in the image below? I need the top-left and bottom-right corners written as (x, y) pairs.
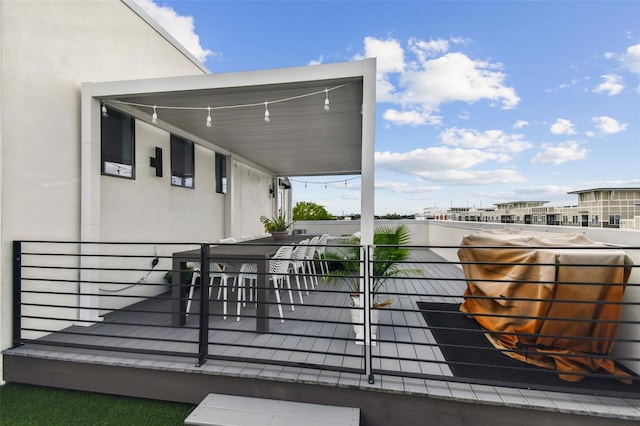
top-left (104, 83), bottom-right (351, 128)
top-left (206, 106), bottom-right (212, 128)
top-left (101, 102), bottom-right (108, 118)
top-left (264, 102), bottom-right (270, 123)
top-left (292, 176), bottom-right (361, 188)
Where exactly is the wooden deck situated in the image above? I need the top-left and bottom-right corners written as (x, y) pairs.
top-left (5, 248), bottom-right (640, 425)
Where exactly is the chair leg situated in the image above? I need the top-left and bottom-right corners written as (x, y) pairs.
top-left (271, 277), bottom-right (285, 323)
top-left (186, 272), bottom-right (200, 316)
top-left (294, 274), bottom-right (304, 304)
top-left (284, 275), bottom-right (295, 311)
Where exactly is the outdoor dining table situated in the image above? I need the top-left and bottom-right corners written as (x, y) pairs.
top-left (171, 234), bottom-right (310, 332)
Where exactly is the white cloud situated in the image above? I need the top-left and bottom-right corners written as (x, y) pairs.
top-left (401, 51), bottom-right (520, 109)
top-left (408, 37), bottom-right (450, 64)
top-left (592, 116), bottom-right (628, 135)
top-left (362, 36), bottom-right (406, 74)
top-left (440, 128), bottom-right (532, 153)
top-left (513, 120), bottom-right (529, 129)
top-left (531, 141), bottom-right (589, 164)
top-left (307, 55), bottom-right (324, 66)
top-left (375, 147), bottom-right (526, 184)
top-left (550, 118), bottom-right (577, 135)
top-left (621, 43), bottom-right (640, 74)
top-left (356, 36), bottom-right (520, 126)
top-left (375, 181), bottom-right (441, 194)
top-left (383, 108), bottom-right (442, 126)
top-left (593, 74), bottom-right (624, 96)
top-left (134, 0), bottom-right (214, 63)
top-left (417, 168), bottom-right (526, 185)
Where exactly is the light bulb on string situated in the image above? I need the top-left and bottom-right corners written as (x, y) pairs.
top-left (206, 107), bottom-right (212, 128)
top-left (151, 105), bottom-right (158, 124)
top-left (101, 103), bottom-right (108, 118)
top-left (324, 89), bottom-right (330, 111)
top-left (264, 102), bottom-right (270, 123)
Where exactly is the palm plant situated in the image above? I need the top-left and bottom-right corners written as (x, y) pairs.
top-left (260, 214), bottom-right (292, 233)
top-left (325, 224), bottom-right (421, 306)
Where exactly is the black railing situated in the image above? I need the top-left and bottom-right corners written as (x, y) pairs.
top-left (11, 239), bottom-right (640, 398)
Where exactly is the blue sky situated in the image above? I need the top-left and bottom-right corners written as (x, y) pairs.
top-left (137, 0), bottom-right (640, 216)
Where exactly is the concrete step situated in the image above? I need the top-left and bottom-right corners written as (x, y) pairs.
top-left (184, 393), bottom-right (360, 426)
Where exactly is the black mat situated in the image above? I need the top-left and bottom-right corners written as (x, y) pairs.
top-left (417, 301), bottom-right (640, 395)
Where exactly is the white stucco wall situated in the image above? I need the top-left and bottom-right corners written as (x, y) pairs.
top-left (231, 161), bottom-right (276, 240)
top-left (0, 0), bottom-right (210, 379)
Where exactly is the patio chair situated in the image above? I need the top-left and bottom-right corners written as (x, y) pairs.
top-left (186, 261), bottom-right (235, 320)
top-left (304, 236), bottom-right (320, 289)
top-left (288, 239), bottom-right (310, 301)
top-left (315, 233), bottom-right (330, 277)
top-left (236, 245), bottom-right (295, 323)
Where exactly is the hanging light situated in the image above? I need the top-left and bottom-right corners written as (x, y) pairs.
top-left (206, 107), bottom-right (212, 128)
top-left (264, 102), bottom-right (270, 123)
top-left (151, 105), bottom-right (158, 124)
top-left (101, 103), bottom-right (108, 118)
top-left (324, 89), bottom-right (330, 111)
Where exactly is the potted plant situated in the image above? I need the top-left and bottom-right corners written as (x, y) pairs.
top-left (260, 214), bottom-right (293, 240)
top-left (325, 224), bottom-right (422, 343)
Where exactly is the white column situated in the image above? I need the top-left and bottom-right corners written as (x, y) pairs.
top-left (78, 84), bottom-right (103, 324)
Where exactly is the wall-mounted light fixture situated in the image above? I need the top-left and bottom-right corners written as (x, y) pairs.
top-left (149, 147), bottom-right (163, 177)
top-left (269, 180), bottom-right (275, 198)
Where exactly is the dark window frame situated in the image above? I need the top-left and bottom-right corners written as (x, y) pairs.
top-left (170, 134), bottom-right (195, 188)
top-left (101, 107), bottom-right (135, 179)
top-left (215, 153), bottom-right (227, 194)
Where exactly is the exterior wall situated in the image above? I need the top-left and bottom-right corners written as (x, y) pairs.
top-left (1, 0), bottom-right (208, 378)
top-left (231, 161), bottom-right (275, 240)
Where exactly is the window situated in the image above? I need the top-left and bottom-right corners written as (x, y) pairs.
top-left (215, 153), bottom-right (227, 194)
top-left (592, 215), bottom-right (599, 224)
top-left (170, 135), bottom-right (194, 188)
top-left (101, 107), bottom-right (135, 178)
top-left (609, 215), bottom-right (620, 225)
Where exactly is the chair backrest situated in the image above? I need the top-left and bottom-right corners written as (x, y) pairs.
top-left (290, 240), bottom-right (309, 267)
top-left (306, 236), bottom-right (320, 259)
top-left (270, 245), bottom-right (293, 275)
top-left (316, 233), bottom-right (329, 255)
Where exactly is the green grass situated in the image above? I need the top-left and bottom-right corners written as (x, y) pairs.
top-left (0, 383), bottom-right (196, 425)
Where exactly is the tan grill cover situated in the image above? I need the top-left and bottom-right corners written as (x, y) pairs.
top-left (457, 229), bottom-right (633, 382)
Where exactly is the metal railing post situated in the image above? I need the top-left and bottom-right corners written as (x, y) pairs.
top-left (197, 243), bottom-right (210, 366)
top-left (12, 241), bottom-right (23, 348)
top-left (364, 244), bottom-right (375, 384)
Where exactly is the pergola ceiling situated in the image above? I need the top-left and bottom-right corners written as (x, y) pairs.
top-left (106, 74), bottom-right (364, 177)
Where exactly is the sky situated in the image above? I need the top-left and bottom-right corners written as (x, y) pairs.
top-left (135, 0), bottom-right (640, 216)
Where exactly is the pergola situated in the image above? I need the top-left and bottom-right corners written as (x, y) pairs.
top-left (81, 59), bottom-right (376, 245)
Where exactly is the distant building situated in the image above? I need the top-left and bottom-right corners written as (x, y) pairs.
top-left (433, 187), bottom-right (640, 230)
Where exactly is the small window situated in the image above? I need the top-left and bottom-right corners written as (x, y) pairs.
top-left (215, 153), bottom-right (227, 194)
top-left (170, 135), bottom-right (194, 188)
top-left (101, 107), bottom-right (135, 178)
